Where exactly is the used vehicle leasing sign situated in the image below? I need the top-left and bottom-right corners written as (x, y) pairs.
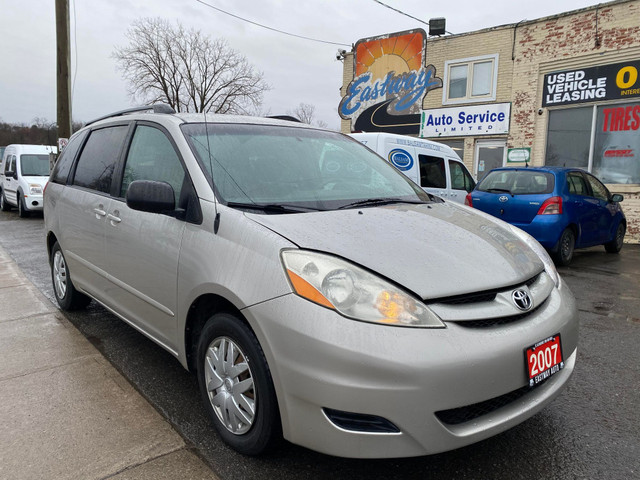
top-left (542, 60), bottom-right (640, 107)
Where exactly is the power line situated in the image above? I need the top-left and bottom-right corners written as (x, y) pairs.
top-left (371, 0), bottom-right (454, 35)
top-left (371, 0), bottom-right (429, 27)
top-left (195, 0), bottom-right (351, 47)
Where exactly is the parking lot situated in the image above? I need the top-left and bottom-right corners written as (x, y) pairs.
top-left (0, 210), bottom-right (638, 480)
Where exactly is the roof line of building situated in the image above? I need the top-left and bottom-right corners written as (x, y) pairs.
top-left (427, 0), bottom-right (635, 41)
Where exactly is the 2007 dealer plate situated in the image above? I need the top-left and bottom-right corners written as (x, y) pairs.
top-left (525, 334), bottom-right (564, 387)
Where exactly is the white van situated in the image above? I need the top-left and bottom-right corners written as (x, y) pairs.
top-left (0, 144), bottom-right (56, 217)
top-left (350, 133), bottom-right (475, 203)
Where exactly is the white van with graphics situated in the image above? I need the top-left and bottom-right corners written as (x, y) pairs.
top-left (0, 144), bottom-right (56, 217)
top-left (350, 133), bottom-right (475, 203)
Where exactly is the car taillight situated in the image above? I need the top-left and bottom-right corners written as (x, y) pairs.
top-left (465, 193), bottom-right (473, 207)
top-left (537, 196), bottom-right (562, 215)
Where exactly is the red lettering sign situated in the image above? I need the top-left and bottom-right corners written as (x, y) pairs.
top-left (602, 105), bottom-right (640, 131)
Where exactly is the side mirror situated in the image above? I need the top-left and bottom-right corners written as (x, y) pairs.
top-left (6, 170), bottom-right (15, 179)
top-left (126, 180), bottom-right (175, 214)
top-left (610, 194), bottom-right (624, 203)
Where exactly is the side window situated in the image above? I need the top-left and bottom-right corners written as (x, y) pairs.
top-left (419, 155), bottom-right (446, 188)
top-left (449, 160), bottom-right (475, 192)
top-left (585, 173), bottom-right (609, 201)
top-left (4, 156), bottom-right (13, 174)
top-left (73, 126), bottom-right (128, 194)
top-left (120, 125), bottom-right (185, 204)
top-left (50, 130), bottom-right (88, 185)
top-left (567, 172), bottom-right (589, 196)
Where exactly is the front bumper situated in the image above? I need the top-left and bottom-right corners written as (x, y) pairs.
top-left (244, 281), bottom-right (578, 458)
top-left (23, 194), bottom-right (44, 211)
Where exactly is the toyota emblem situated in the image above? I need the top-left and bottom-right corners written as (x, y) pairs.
top-left (499, 195), bottom-right (509, 203)
top-left (512, 289), bottom-right (533, 311)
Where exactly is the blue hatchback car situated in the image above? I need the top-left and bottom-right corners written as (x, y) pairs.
top-left (466, 167), bottom-right (626, 265)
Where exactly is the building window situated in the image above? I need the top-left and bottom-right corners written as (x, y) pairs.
top-left (437, 139), bottom-right (465, 161)
top-left (545, 107), bottom-right (592, 169)
top-left (443, 54), bottom-right (498, 104)
top-left (545, 101), bottom-right (640, 184)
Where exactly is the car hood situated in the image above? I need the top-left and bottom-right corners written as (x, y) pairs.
top-left (22, 175), bottom-right (49, 188)
top-left (246, 202), bottom-right (543, 299)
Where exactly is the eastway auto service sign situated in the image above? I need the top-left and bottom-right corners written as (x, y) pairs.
top-left (420, 103), bottom-right (511, 138)
top-left (543, 60), bottom-right (640, 107)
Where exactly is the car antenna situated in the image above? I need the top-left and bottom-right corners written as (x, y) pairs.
top-left (204, 111), bottom-right (220, 234)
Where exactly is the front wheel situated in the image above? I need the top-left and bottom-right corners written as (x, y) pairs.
top-left (604, 223), bottom-right (625, 253)
top-left (554, 228), bottom-right (575, 266)
top-left (18, 194), bottom-right (30, 218)
top-left (197, 312), bottom-right (281, 455)
top-left (50, 242), bottom-right (91, 310)
top-left (0, 191), bottom-right (10, 211)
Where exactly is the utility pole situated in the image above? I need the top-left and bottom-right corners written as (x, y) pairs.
top-left (55, 0), bottom-right (72, 142)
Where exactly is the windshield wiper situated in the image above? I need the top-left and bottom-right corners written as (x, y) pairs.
top-left (226, 202), bottom-right (323, 213)
top-left (486, 188), bottom-right (513, 196)
top-left (337, 198), bottom-right (428, 210)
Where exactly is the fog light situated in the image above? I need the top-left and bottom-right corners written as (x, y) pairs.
top-left (323, 408), bottom-right (400, 433)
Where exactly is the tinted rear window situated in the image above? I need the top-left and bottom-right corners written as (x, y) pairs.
top-left (50, 130), bottom-right (88, 185)
top-left (477, 170), bottom-right (554, 195)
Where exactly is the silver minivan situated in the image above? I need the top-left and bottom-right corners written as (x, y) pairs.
top-left (44, 106), bottom-right (578, 458)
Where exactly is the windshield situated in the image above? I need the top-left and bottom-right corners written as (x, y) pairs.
top-left (20, 154), bottom-right (50, 176)
top-left (477, 170), bottom-right (554, 195)
top-left (181, 123), bottom-right (430, 211)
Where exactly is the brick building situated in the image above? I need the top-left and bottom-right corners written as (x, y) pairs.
top-left (340, 0), bottom-right (640, 243)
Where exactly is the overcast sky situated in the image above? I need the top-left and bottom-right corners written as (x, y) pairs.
top-left (1, 0), bottom-right (602, 129)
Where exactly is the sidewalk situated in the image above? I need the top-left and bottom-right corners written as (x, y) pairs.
top-left (0, 246), bottom-right (218, 480)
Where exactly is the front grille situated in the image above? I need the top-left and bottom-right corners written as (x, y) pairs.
top-left (427, 273), bottom-right (540, 306)
top-left (435, 380), bottom-right (546, 426)
top-left (453, 298), bottom-right (547, 328)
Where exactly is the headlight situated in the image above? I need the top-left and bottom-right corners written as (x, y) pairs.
top-left (507, 224), bottom-right (560, 288)
top-left (29, 184), bottom-right (43, 195)
top-left (281, 250), bottom-right (445, 328)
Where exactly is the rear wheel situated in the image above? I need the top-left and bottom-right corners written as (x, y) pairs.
top-left (554, 228), bottom-right (575, 266)
top-left (197, 312), bottom-right (281, 455)
top-left (604, 223), bottom-right (625, 253)
top-left (50, 242), bottom-right (91, 310)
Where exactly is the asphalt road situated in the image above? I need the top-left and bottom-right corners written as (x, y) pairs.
top-left (1, 210), bottom-right (638, 480)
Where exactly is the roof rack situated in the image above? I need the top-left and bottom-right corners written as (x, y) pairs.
top-left (266, 115), bottom-right (301, 123)
top-left (86, 104), bottom-right (176, 126)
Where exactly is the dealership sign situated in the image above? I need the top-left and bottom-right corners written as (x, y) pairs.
top-left (339, 29), bottom-right (442, 135)
top-left (543, 60), bottom-right (640, 107)
top-left (420, 103), bottom-right (511, 137)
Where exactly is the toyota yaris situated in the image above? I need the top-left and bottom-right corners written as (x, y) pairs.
top-left (44, 106), bottom-right (578, 458)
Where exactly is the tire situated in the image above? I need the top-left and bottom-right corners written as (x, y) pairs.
top-left (18, 193), bottom-right (30, 218)
top-left (553, 227), bottom-right (575, 266)
top-left (50, 242), bottom-right (91, 310)
top-left (604, 223), bottom-right (625, 253)
top-left (0, 191), bottom-right (10, 211)
top-left (197, 312), bottom-right (281, 455)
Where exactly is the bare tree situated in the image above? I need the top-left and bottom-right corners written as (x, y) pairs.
top-left (113, 18), bottom-right (270, 114)
top-left (286, 103), bottom-right (328, 128)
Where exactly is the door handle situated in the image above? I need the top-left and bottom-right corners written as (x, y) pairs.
top-left (94, 207), bottom-right (106, 218)
top-left (107, 212), bottom-right (121, 225)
